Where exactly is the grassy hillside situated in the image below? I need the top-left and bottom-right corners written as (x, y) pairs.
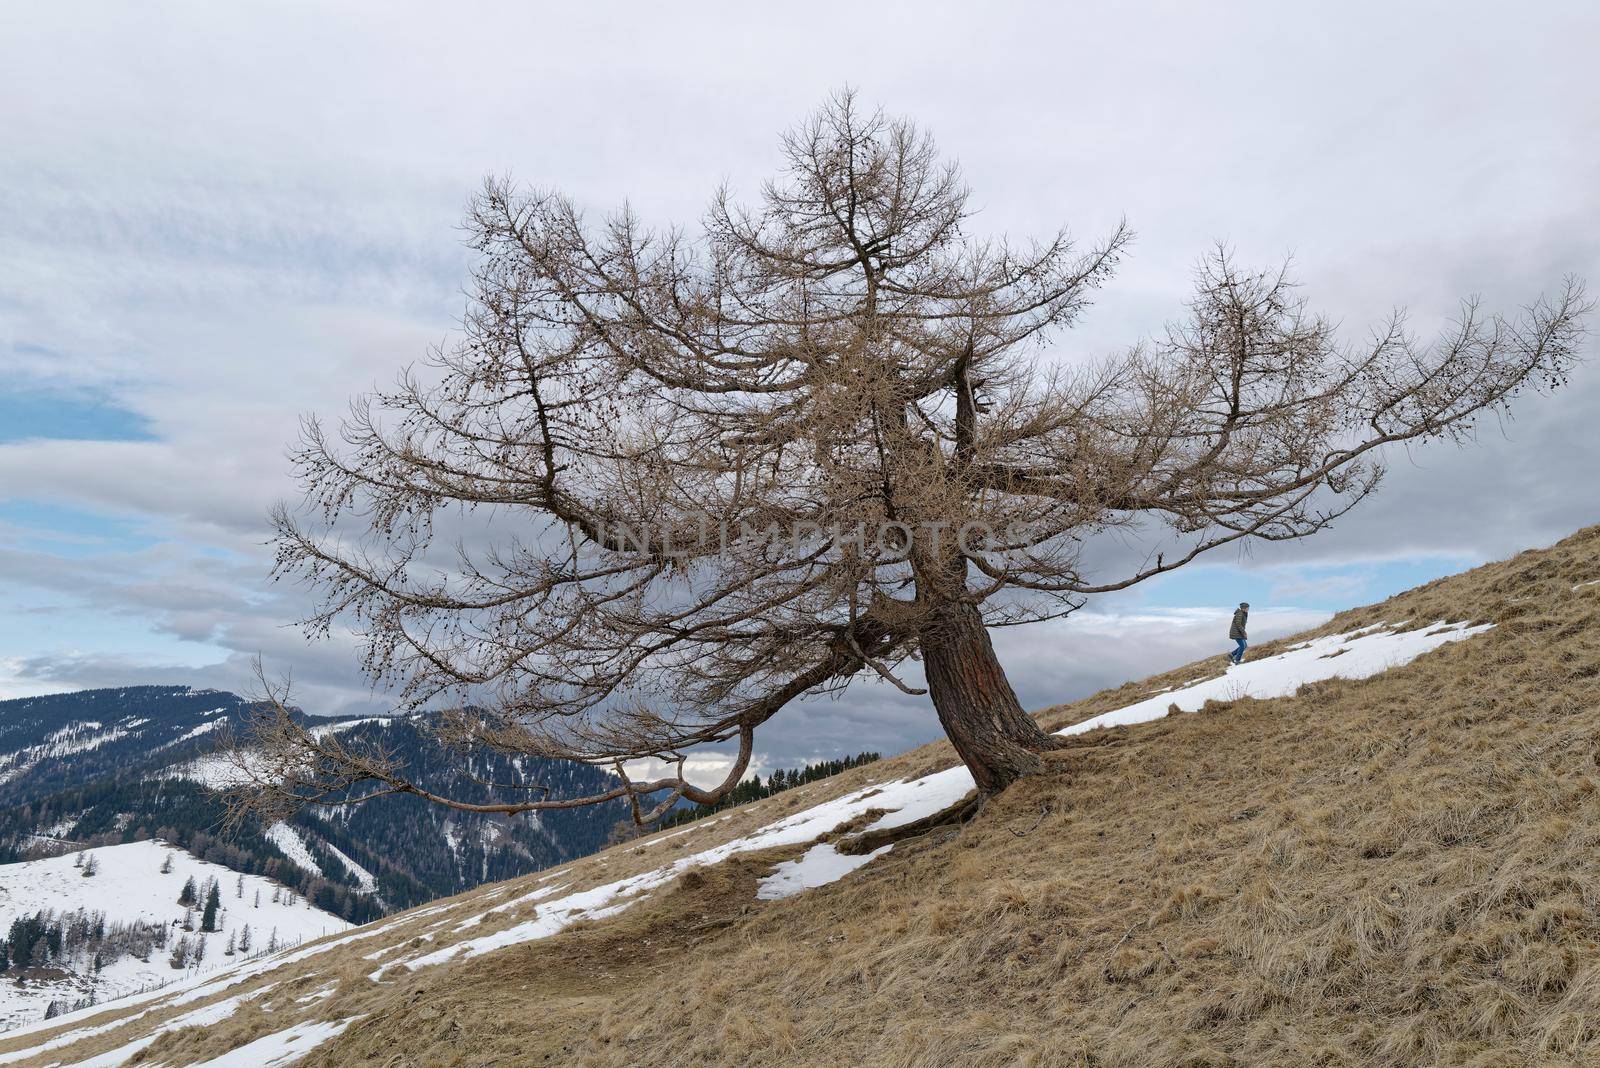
top-left (4, 524), bottom-right (1598, 1067)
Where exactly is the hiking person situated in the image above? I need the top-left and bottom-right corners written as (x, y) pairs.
top-left (1229, 602), bottom-right (1249, 664)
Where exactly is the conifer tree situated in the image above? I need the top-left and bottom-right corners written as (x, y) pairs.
top-left (201, 882), bottom-right (221, 933)
top-left (177, 876), bottom-right (196, 906)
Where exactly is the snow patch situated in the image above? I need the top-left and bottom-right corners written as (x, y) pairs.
top-left (265, 824), bottom-right (322, 879)
top-left (167, 752), bottom-right (255, 790)
top-left (169, 720), bottom-right (226, 745)
top-left (1, 986), bottom-right (270, 1066)
top-left (165, 1015), bottom-right (358, 1067)
top-left (319, 842), bottom-right (376, 894)
top-left (1056, 619), bottom-right (1492, 736)
top-left (756, 843), bottom-right (892, 900)
top-left (38, 816), bottom-right (80, 838)
top-left (451, 883), bottom-right (563, 932)
top-left (306, 717), bottom-right (392, 740)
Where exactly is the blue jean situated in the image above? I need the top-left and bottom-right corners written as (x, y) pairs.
top-left (1231, 638), bottom-right (1247, 664)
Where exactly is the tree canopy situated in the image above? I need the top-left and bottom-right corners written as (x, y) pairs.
top-left (231, 92), bottom-right (1588, 826)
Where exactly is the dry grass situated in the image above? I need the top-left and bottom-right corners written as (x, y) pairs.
top-left (6, 525), bottom-right (1599, 1067)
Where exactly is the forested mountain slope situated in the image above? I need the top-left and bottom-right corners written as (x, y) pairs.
top-left (3, 525), bottom-right (1597, 1067)
top-left (0, 689), bottom-right (632, 923)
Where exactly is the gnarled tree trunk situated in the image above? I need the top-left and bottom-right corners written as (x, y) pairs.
top-left (920, 600), bottom-right (1059, 793)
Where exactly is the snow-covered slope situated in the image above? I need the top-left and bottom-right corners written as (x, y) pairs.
top-left (0, 840), bottom-right (348, 1033)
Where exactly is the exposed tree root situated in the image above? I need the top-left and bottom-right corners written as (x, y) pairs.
top-left (835, 791), bottom-right (983, 855)
top-left (1010, 802), bottom-right (1052, 837)
top-left (834, 732), bottom-right (1136, 855)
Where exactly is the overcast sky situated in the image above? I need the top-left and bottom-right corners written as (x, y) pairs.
top-left (2, 1), bottom-right (1596, 774)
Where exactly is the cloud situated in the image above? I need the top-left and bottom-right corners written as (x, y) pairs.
top-left (0, 1), bottom-right (1596, 769)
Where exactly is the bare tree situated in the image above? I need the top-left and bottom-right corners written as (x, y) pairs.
top-left (229, 91), bottom-right (1586, 829)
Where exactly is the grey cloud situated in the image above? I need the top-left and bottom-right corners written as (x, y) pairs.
top-left (8, 647), bottom-right (394, 721)
top-left (0, 1), bottom-right (1596, 765)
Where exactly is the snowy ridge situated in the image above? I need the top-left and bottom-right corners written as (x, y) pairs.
top-left (45, 698), bottom-right (630, 914)
top-left (0, 722), bottom-right (131, 787)
top-left (306, 717), bottom-right (393, 740)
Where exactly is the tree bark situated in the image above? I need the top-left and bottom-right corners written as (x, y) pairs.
top-left (920, 599), bottom-right (1058, 793)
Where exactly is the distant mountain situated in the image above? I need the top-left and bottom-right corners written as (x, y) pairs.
top-left (0, 686), bottom-right (633, 927)
top-left (0, 687), bottom-right (256, 803)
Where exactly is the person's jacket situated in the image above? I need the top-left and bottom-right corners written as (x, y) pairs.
top-left (1229, 607), bottom-right (1248, 641)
